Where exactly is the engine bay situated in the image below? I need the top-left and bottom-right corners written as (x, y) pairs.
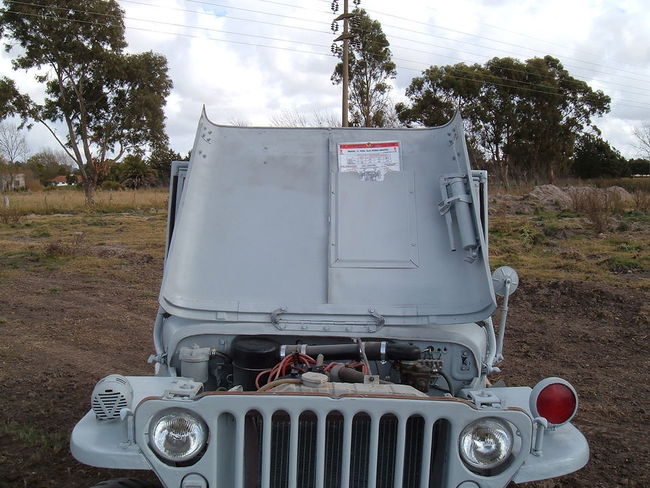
top-left (173, 335), bottom-right (479, 397)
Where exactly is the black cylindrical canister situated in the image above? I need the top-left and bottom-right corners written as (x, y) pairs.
top-left (231, 337), bottom-right (279, 391)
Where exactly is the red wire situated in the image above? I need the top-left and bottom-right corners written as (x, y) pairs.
top-left (255, 353), bottom-right (322, 389)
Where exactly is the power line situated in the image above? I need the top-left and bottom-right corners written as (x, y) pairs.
top-left (313, 0), bottom-right (650, 81)
top-left (172, 0), bottom-right (650, 90)
top-left (122, 0), bottom-right (650, 94)
top-left (2, 8), bottom-right (333, 56)
top-left (387, 41), bottom-right (650, 98)
top-left (365, 6), bottom-right (648, 79)
top-left (3, 3), bottom-right (649, 111)
top-left (183, 0), bottom-right (325, 27)
top-left (376, 22), bottom-right (650, 86)
top-left (149, 0), bottom-right (650, 98)
top-left (5, 0), bottom-right (330, 35)
top-left (421, 5), bottom-right (603, 61)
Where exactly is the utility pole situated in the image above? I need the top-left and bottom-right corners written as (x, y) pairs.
top-left (332, 0), bottom-right (358, 127)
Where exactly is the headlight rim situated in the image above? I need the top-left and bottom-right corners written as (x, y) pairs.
top-left (458, 416), bottom-right (515, 475)
top-left (148, 407), bottom-right (208, 464)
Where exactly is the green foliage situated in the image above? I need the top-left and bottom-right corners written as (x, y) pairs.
top-left (24, 150), bottom-right (71, 185)
top-left (396, 56), bottom-right (610, 184)
top-left (627, 158), bottom-right (650, 175)
top-left (0, 0), bottom-right (172, 204)
top-left (332, 9), bottom-right (396, 127)
top-left (572, 135), bottom-right (630, 178)
top-left (114, 154), bottom-right (157, 189)
top-left (607, 257), bottom-right (642, 273)
top-left (148, 146), bottom-right (186, 186)
top-left (101, 180), bottom-right (125, 191)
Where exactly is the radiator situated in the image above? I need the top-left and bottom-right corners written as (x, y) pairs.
top-left (224, 408), bottom-right (448, 488)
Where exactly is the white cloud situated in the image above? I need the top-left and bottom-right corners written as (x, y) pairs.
top-left (1, 0), bottom-right (648, 159)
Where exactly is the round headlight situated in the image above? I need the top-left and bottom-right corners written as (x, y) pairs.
top-left (149, 409), bottom-right (208, 463)
top-left (459, 417), bottom-right (513, 473)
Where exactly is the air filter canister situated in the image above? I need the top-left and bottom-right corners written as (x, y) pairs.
top-left (232, 337), bottom-right (279, 391)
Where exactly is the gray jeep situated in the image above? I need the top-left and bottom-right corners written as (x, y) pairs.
top-left (71, 110), bottom-right (588, 488)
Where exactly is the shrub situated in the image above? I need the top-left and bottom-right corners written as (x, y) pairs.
top-left (568, 188), bottom-right (610, 233)
top-left (633, 191), bottom-right (650, 212)
top-left (0, 206), bottom-right (23, 224)
top-left (101, 180), bottom-right (125, 191)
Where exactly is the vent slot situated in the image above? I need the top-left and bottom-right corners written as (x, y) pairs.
top-left (221, 408), bottom-right (443, 487)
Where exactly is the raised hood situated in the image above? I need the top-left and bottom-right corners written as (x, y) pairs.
top-left (160, 109), bottom-right (495, 327)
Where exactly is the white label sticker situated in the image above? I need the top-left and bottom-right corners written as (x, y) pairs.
top-left (338, 141), bottom-right (401, 181)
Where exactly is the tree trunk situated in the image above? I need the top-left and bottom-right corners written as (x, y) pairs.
top-left (83, 180), bottom-right (96, 206)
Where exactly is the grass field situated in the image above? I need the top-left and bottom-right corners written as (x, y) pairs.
top-left (1, 188), bottom-right (168, 215)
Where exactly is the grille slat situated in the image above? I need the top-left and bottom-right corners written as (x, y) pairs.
top-left (392, 417), bottom-right (408, 488)
top-left (235, 408), bottom-right (444, 488)
top-left (288, 412), bottom-right (300, 488)
top-left (315, 414), bottom-right (327, 488)
top-left (367, 414), bottom-right (380, 488)
top-left (419, 418), bottom-right (435, 488)
top-left (235, 412), bottom-right (246, 488)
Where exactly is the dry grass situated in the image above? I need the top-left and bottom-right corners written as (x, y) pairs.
top-left (488, 198), bottom-right (649, 289)
top-left (566, 187), bottom-right (628, 233)
top-left (0, 206), bottom-right (23, 224)
top-left (2, 188), bottom-right (168, 214)
top-left (634, 190), bottom-right (650, 212)
top-left (491, 176), bottom-right (650, 195)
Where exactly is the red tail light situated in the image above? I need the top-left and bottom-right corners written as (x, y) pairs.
top-left (530, 378), bottom-right (578, 426)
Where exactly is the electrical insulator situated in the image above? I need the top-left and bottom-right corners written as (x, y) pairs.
top-left (331, 21), bottom-right (339, 33)
top-left (353, 0), bottom-right (361, 5)
top-left (331, 1), bottom-right (339, 13)
top-left (330, 43), bottom-right (337, 54)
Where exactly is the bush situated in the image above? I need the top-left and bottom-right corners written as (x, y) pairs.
top-left (0, 206), bottom-right (23, 224)
top-left (568, 188), bottom-right (610, 233)
top-left (101, 180), bottom-right (125, 191)
top-left (633, 191), bottom-right (650, 212)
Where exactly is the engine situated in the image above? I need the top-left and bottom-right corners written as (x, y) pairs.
top-left (175, 335), bottom-right (478, 397)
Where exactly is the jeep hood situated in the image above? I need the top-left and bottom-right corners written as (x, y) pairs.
top-left (160, 109), bottom-right (495, 326)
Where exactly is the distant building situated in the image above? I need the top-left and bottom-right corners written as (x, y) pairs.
top-left (0, 173), bottom-right (25, 190)
top-left (49, 175), bottom-right (69, 187)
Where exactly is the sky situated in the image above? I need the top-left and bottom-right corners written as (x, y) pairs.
top-left (1, 0), bottom-right (649, 159)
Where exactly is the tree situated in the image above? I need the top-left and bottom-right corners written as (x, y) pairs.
top-left (627, 158), bottom-right (650, 176)
top-left (332, 8), bottom-right (396, 127)
top-left (0, 123), bottom-right (28, 164)
top-left (24, 149), bottom-right (72, 185)
top-left (269, 109), bottom-right (341, 127)
top-left (572, 135), bottom-right (629, 178)
top-left (117, 154), bottom-right (157, 189)
top-left (148, 146), bottom-right (186, 187)
top-left (396, 56), bottom-right (610, 184)
top-left (0, 122), bottom-right (28, 195)
top-left (633, 124), bottom-right (650, 160)
top-left (0, 0), bottom-right (172, 205)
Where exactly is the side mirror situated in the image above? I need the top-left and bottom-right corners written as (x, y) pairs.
top-left (492, 266), bottom-right (519, 297)
top-left (491, 266), bottom-right (519, 363)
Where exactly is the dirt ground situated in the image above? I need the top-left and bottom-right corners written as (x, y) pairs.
top-left (0, 212), bottom-right (648, 488)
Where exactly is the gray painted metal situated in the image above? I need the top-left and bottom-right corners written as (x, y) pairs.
top-left (71, 379), bottom-right (588, 485)
top-left (134, 392), bottom-right (533, 488)
top-left (161, 110), bottom-right (495, 325)
top-left (70, 113), bottom-right (590, 487)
